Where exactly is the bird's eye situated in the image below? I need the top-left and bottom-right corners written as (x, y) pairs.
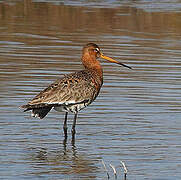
top-left (94, 48), bottom-right (99, 53)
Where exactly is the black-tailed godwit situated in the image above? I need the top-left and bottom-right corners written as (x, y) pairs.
top-left (21, 43), bottom-right (131, 139)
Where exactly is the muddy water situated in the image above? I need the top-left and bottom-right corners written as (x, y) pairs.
top-left (0, 0), bottom-right (181, 179)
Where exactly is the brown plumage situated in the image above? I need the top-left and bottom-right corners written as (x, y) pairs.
top-left (21, 43), bottom-right (131, 139)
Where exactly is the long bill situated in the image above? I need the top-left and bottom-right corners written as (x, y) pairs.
top-left (100, 53), bottom-right (132, 69)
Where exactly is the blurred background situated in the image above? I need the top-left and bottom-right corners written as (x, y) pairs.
top-left (0, 0), bottom-right (181, 179)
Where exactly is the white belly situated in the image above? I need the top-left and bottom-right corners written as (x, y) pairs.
top-left (54, 103), bottom-right (88, 114)
top-left (54, 106), bottom-right (66, 112)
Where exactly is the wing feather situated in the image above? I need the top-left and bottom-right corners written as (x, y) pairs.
top-left (21, 70), bottom-right (102, 110)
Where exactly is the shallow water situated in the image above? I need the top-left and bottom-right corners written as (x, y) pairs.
top-left (0, 0), bottom-right (181, 179)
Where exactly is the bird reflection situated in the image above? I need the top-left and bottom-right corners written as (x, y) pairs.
top-left (63, 135), bottom-right (77, 158)
top-left (28, 140), bottom-right (97, 178)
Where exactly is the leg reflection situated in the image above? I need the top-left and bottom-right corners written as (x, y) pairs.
top-left (62, 134), bottom-right (77, 158)
top-left (71, 136), bottom-right (77, 158)
top-left (63, 135), bottom-right (67, 155)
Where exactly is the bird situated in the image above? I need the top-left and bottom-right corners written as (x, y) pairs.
top-left (21, 43), bottom-right (131, 139)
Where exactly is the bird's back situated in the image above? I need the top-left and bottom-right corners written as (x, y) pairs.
top-left (21, 69), bottom-right (103, 117)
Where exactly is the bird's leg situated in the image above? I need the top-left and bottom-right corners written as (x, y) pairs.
top-left (71, 112), bottom-right (78, 140)
top-left (63, 112), bottom-right (68, 138)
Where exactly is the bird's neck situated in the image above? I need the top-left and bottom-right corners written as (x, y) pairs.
top-left (82, 55), bottom-right (103, 79)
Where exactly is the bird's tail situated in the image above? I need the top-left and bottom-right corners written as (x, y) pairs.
top-left (20, 104), bottom-right (52, 119)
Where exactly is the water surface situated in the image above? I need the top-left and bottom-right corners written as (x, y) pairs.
top-left (0, 0), bottom-right (181, 179)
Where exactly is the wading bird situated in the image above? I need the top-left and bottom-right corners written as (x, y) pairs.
top-left (21, 43), bottom-right (131, 139)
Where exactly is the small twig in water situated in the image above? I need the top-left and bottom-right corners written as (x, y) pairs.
top-left (120, 161), bottom-right (128, 179)
top-left (101, 159), bottom-right (110, 179)
top-left (110, 164), bottom-right (117, 179)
